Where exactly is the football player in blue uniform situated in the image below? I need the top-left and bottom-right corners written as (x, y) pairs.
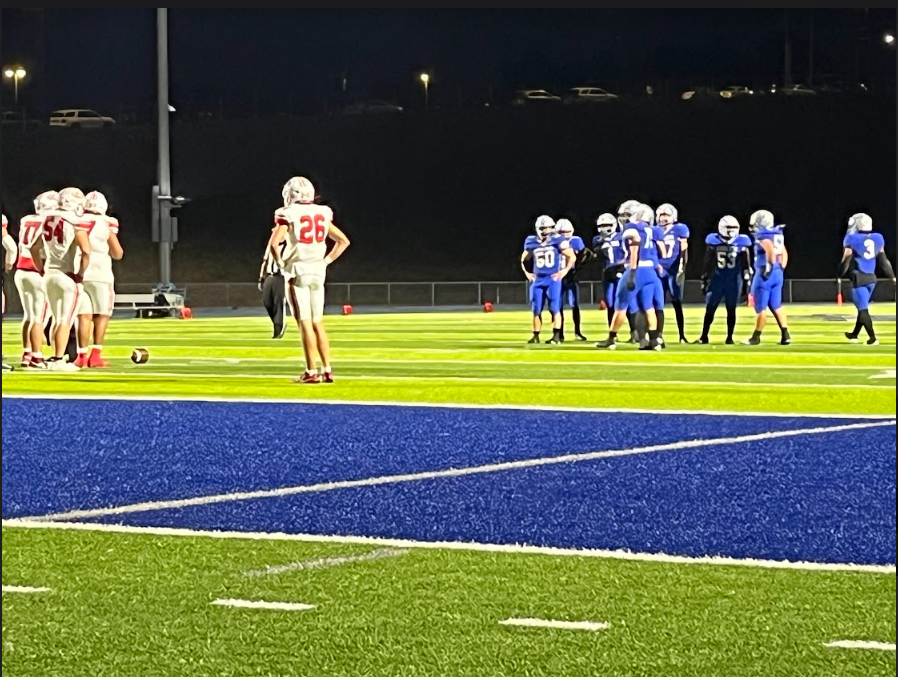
top-left (616, 199), bottom-right (645, 342)
top-left (656, 203), bottom-right (690, 343)
top-left (838, 213), bottom-right (895, 345)
top-left (556, 218), bottom-right (594, 342)
top-left (521, 215), bottom-right (577, 345)
top-left (592, 213), bottom-right (626, 328)
top-left (695, 215), bottom-right (753, 344)
top-left (595, 204), bottom-right (669, 350)
top-left (743, 209), bottom-right (791, 345)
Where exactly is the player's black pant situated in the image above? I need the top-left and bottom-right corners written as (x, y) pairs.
top-left (43, 316), bottom-right (78, 362)
top-left (262, 274), bottom-right (287, 338)
top-left (559, 279), bottom-right (583, 338)
top-left (262, 274), bottom-right (287, 337)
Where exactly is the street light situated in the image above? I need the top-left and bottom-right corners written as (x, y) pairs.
top-left (419, 72), bottom-right (430, 110)
top-left (885, 32), bottom-right (895, 46)
top-left (3, 66), bottom-right (26, 104)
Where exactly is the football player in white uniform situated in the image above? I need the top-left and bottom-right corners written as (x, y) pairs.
top-left (14, 191), bottom-right (57, 368)
top-left (43, 187), bottom-right (91, 370)
top-left (268, 176), bottom-right (350, 383)
top-left (73, 190), bottom-right (123, 368)
top-left (2, 212), bottom-right (18, 372)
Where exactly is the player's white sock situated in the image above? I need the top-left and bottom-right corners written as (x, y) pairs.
top-left (322, 365), bottom-right (331, 373)
top-left (77, 348), bottom-right (88, 355)
top-left (32, 352), bottom-right (43, 360)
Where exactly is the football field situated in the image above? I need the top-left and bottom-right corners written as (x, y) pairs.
top-left (2, 304), bottom-right (895, 676)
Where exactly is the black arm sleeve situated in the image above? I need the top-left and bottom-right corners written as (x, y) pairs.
top-left (701, 248), bottom-right (715, 279)
top-left (741, 249), bottom-right (752, 276)
top-left (838, 253), bottom-right (852, 277)
top-left (876, 251), bottom-right (895, 279)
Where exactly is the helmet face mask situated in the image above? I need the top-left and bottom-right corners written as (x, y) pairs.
top-left (656, 202), bottom-right (677, 226)
top-left (617, 199), bottom-right (640, 229)
top-left (717, 215), bottom-right (740, 241)
top-left (596, 212), bottom-right (617, 238)
top-left (534, 214), bottom-right (555, 241)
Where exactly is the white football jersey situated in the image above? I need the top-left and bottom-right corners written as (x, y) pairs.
top-left (82, 214), bottom-right (120, 283)
top-left (274, 203), bottom-right (333, 265)
top-left (16, 213), bottom-right (47, 272)
top-left (42, 210), bottom-right (88, 275)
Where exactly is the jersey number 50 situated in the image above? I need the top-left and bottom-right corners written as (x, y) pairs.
top-left (298, 215), bottom-right (326, 244)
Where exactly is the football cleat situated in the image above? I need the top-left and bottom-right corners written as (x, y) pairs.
top-left (527, 336), bottom-right (540, 344)
top-left (844, 332), bottom-right (858, 343)
top-left (293, 371), bottom-right (321, 384)
top-left (725, 337), bottom-right (735, 345)
top-left (867, 338), bottom-right (880, 346)
top-left (28, 359), bottom-right (48, 370)
top-left (575, 333), bottom-right (588, 341)
top-left (741, 336), bottom-right (761, 345)
top-left (88, 355), bottom-right (110, 368)
top-left (693, 336), bottom-right (709, 344)
top-left (595, 337), bottom-right (617, 350)
top-left (73, 354), bottom-right (90, 369)
top-left (321, 370), bottom-right (334, 383)
top-left (2, 362), bottom-right (13, 373)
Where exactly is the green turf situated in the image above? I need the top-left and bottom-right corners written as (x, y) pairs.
top-left (2, 304), bottom-right (895, 676)
top-left (2, 304), bottom-right (896, 415)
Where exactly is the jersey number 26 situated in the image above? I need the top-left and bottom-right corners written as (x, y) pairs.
top-left (298, 215), bottom-right (326, 244)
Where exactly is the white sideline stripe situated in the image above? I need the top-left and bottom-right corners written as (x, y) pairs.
top-left (20, 420), bottom-right (895, 523)
top-left (10, 369), bottom-right (894, 390)
top-left (870, 370), bottom-right (896, 379)
top-left (3, 519), bottom-right (894, 575)
top-left (2, 585), bottom-right (50, 594)
top-left (211, 598), bottom-right (314, 612)
top-left (499, 618), bottom-right (610, 632)
top-left (154, 355), bottom-right (890, 371)
top-left (824, 640), bottom-right (896, 651)
top-left (244, 548), bottom-right (410, 577)
top-left (3, 392), bottom-right (893, 420)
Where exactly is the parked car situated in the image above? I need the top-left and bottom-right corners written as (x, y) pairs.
top-left (342, 100), bottom-right (403, 115)
top-left (562, 86), bottom-right (618, 104)
top-left (769, 84), bottom-right (817, 97)
top-left (815, 81), bottom-right (869, 97)
top-left (49, 109), bottom-right (116, 128)
top-left (2, 110), bottom-right (41, 128)
top-left (511, 89), bottom-right (562, 105)
top-left (718, 85), bottom-right (755, 99)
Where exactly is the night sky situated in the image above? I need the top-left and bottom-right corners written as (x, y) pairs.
top-left (2, 8), bottom-right (895, 113)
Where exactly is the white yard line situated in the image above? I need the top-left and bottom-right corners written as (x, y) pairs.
top-left (11, 369), bottom-right (892, 389)
top-left (4, 519), bottom-right (893, 574)
top-left (211, 598), bottom-right (314, 612)
top-left (150, 355), bottom-right (890, 371)
top-left (499, 618), bottom-right (610, 632)
top-left (18, 420), bottom-right (894, 523)
top-left (2, 392), bottom-right (894, 420)
top-left (244, 548), bottom-right (409, 577)
top-left (824, 640), bottom-right (896, 651)
top-left (870, 370), bottom-right (896, 379)
top-left (2, 585), bottom-right (50, 594)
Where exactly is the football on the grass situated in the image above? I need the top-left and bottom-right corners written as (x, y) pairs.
top-left (131, 348), bottom-right (149, 364)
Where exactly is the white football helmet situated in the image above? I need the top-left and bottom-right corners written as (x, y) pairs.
top-left (84, 190), bottom-right (109, 215)
top-left (555, 218), bottom-right (574, 238)
top-left (630, 203), bottom-right (654, 225)
top-left (717, 215), bottom-right (740, 241)
top-left (656, 202), bottom-right (678, 226)
top-left (848, 212), bottom-right (872, 233)
top-left (617, 199), bottom-right (640, 229)
top-left (596, 213), bottom-right (617, 237)
top-left (34, 190), bottom-right (61, 214)
top-left (58, 187), bottom-right (86, 216)
top-left (282, 176), bottom-right (316, 206)
top-left (748, 209), bottom-right (774, 234)
top-left (534, 214), bottom-right (555, 241)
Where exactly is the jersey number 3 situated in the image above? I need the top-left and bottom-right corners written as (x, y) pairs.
top-left (298, 215), bottom-right (326, 244)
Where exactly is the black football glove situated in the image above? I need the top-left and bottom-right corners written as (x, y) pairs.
top-left (626, 270), bottom-right (636, 291)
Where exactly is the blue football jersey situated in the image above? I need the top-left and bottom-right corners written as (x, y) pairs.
top-left (753, 226), bottom-right (786, 270)
top-left (623, 222), bottom-right (665, 266)
top-left (706, 233), bottom-right (752, 281)
top-left (659, 222), bottom-right (690, 270)
top-left (843, 231), bottom-right (885, 275)
top-left (524, 234), bottom-right (570, 276)
top-left (593, 232), bottom-right (628, 267)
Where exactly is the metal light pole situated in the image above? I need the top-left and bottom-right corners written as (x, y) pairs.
top-left (3, 67), bottom-right (26, 104)
top-left (420, 72), bottom-right (430, 110)
top-left (156, 8), bottom-right (173, 288)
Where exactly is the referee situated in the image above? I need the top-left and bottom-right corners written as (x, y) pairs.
top-left (259, 234), bottom-right (290, 339)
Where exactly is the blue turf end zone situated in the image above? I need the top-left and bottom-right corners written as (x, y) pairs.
top-left (2, 398), bottom-right (895, 565)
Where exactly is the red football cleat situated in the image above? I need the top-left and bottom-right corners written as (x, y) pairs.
top-left (321, 370), bottom-right (334, 383)
top-left (88, 355), bottom-right (110, 368)
top-left (293, 371), bottom-right (320, 384)
top-left (73, 353), bottom-right (90, 369)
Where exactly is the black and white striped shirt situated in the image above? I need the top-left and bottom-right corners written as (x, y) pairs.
top-left (262, 240), bottom-right (288, 276)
